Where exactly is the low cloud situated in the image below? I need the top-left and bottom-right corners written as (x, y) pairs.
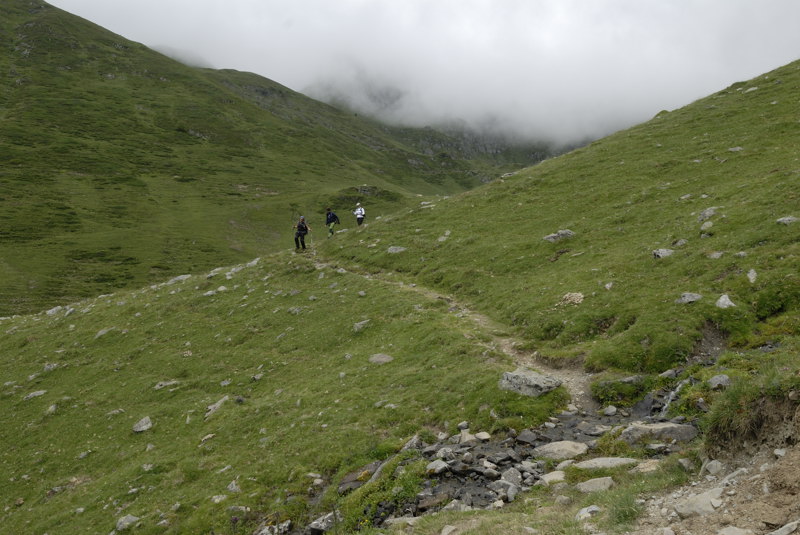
top-left (53, 0), bottom-right (800, 145)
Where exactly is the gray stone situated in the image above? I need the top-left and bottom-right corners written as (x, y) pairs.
top-left (132, 416), bottom-right (152, 433)
top-left (488, 479), bottom-right (519, 502)
top-left (308, 511), bottom-right (342, 534)
top-left (674, 487), bottom-right (723, 518)
top-left (718, 527), bottom-right (754, 535)
top-left (515, 429), bottom-right (539, 445)
top-left (426, 460), bottom-right (449, 475)
top-left (499, 368), bottom-right (562, 397)
top-left (768, 521), bottom-right (799, 535)
top-left (387, 246), bottom-right (407, 254)
top-left (676, 293), bottom-right (703, 304)
top-left (575, 505), bottom-right (601, 521)
top-left (653, 248), bottom-right (675, 258)
top-left (704, 459), bottom-right (724, 475)
top-left (543, 229), bottom-right (575, 243)
top-left (541, 471), bottom-right (566, 485)
top-left (699, 207), bottom-right (720, 222)
top-left (577, 476), bottom-right (614, 493)
top-left (716, 294), bottom-right (736, 308)
top-left (573, 457), bottom-right (638, 470)
top-left (554, 495), bottom-right (572, 505)
top-left (352, 319), bottom-right (370, 332)
top-left (116, 514), bottom-right (140, 531)
top-left (603, 405), bottom-right (618, 416)
top-left (501, 467), bottom-right (523, 487)
top-left (154, 380), bottom-right (179, 390)
top-left (23, 390), bottom-right (47, 401)
top-left (620, 422), bottom-right (698, 444)
top-left (205, 395), bottom-right (229, 419)
top-left (368, 353), bottom-right (393, 364)
top-left (708, 375), bottom-right (732, 390)
top-left (576, 421), bottom-right (611, 436)
top-left (532, 441), bottom-right (588, 460)
top-left (777, 216), bottom-right (798, 225)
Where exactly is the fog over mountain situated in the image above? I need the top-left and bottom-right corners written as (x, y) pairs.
top-left (51, 0), bottom-right (800, 146)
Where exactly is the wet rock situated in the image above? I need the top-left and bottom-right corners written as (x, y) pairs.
top-left (515, 429), bottom-right (540, 445)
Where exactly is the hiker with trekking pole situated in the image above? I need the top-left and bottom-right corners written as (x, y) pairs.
top-left (293, 215), bottom-right (311, 251)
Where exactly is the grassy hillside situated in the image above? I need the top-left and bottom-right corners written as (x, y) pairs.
top-left (3, 57), bottom-right (798, 534)
top-left (3, 2), bottom-right (800, 534)
top-left (0, 252), bottom-right (564, 534)
top-left (323, 59), bottom-right (800, 378)
top-left (0, 0), bottom-right (550, 316)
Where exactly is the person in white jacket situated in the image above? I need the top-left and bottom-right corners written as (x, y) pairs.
top-left (353, 203), bottom-right (365, 226)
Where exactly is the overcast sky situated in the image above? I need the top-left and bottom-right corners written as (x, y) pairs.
top-left (50, 0), bottom-right (800, 146)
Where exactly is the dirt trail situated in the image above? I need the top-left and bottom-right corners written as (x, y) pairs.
top-left (314, 258), bottom-right (598, 411)
top-left (312, 257), bottom-right (800, 535)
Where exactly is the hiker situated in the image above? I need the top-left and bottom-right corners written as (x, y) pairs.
top-left (353, 202), bottom-right (365, 226)
top-left (325, 207), bottom-right (340, 238)
top-left (293, 216), bottom-right (311, 250)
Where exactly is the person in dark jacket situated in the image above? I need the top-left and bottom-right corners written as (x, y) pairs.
top-left (325, 207), bottom-right (340, 238)
top-left (294, 216), bottom-right (311, 250)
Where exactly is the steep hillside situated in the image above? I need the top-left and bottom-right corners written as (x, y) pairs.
top-left (324, 59), bottom-right (800, 379)
top-left (0, 0), bottom-right (550, 316)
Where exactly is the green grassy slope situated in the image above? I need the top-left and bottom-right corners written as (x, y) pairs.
top-left (3, 3), bottom-right (800, 534)
top-left (0, 0), bottom-right (548, 316)
top-left (322, 60), bottom-right (800, 377)
top-left (0, 253), bottom-right (565, 534)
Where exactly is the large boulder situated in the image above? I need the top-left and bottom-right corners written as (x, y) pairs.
top-left (532, 441), bottom-right (588, 460)
top-left (499, 368), bottom-right (562, 397)
top-left (619, 422), bottom-right (698, 445)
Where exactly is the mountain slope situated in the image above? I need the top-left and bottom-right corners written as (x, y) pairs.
top-left (2, 53), bottom-right (800, 535)
top-left (0, 0), bottom-right (550, 316)
top-left (323, 59), bottom-right (800, 376)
